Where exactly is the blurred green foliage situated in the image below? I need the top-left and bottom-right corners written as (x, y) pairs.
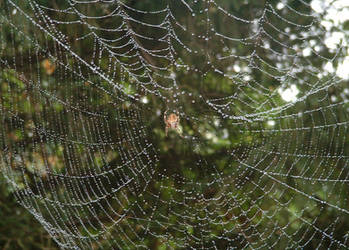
top-left (0, 175), bottom-right (57, 249)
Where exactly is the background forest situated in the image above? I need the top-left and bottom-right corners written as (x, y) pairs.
top-left (1, 0), bottom-right (349, 249)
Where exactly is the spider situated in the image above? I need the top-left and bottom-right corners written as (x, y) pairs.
top-left (163, 110), bottom-right (183, 137)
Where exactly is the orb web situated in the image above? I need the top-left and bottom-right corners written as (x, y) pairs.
top-left (1, 0), bottom-right (349, 249)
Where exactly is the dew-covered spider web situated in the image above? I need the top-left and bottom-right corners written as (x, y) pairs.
top-left (1, 0), bottom-right (349, 248)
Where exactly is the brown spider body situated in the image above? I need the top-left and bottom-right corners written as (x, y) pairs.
top-left (164, 111), bottom-right (182, 137)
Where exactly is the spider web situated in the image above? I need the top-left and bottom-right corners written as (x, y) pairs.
top-left (1, 0), bottom-right (349, 248)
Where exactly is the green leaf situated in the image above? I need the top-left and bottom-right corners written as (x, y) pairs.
top-left (343, 20), bottom-right (349, 30)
